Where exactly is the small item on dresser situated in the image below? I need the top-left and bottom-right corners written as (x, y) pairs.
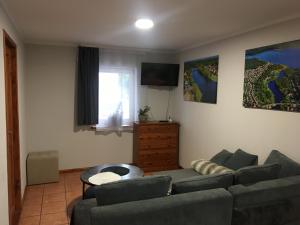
top-left (138, 105), bottom-right (151, 122)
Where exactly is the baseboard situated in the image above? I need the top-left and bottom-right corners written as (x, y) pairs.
top-left (59, 167), bottom-right (89, 174)
top-left (58, 163), bottom-right (180, 174)
top-left (20, 187), bottom-right (27, 223)
top-left (59, 163), bottom-right (134, 174)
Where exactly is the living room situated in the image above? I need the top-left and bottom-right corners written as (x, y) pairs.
top-left (1, 1), bottom-right (300, 225)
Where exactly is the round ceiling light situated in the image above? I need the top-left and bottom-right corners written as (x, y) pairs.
top-left (135, 18), bottom-right (154, 30)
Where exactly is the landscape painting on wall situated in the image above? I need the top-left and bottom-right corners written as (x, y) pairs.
top-left (184, 56), bottom-right (219, 103)
top-left (243, 39), bottom-right (300, 112)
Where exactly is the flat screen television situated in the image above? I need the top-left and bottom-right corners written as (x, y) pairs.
top-left (141, 62), bottom-right (179, 86)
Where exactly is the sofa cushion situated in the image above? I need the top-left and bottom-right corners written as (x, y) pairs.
top-left (153, 168), bottom-right (199, 183)
top-left (264, 150), bottom-right (300, 178)
top-left (95, 175), bottom-right (171, 206)
top-left (234, 163), bottom-right (281, 185)
top-left (224, 149), bottom-right (258, 170)
top-left (191, 159), bottom-right (233, 175)
top-left (228, 175), bottom-right (300, 208)
top-left (172, 173), bottom-right (234, 194)
top-left (211, 149), bottom-right (233, 166)
top-left (91, 188), bottom-right (233, 225)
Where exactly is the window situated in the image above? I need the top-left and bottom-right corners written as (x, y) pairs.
top-left (97, 67), bottom-right (136, 130)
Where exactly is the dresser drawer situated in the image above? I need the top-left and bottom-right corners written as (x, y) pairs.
top-left (138, 124), bottom-right (178, 134)
top-left (138, 138), bottom-right (177, 150)
top-left (133, 122), bottom-right (179, 172)
top-left (139, 158), bottom-right (178, 168)
top-left (138, 133), bottom-right (177, 139)
top-left (139, 150), bottom-right (177, 162)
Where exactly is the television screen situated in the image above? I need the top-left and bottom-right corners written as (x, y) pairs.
top-left (141, 63), bottom-right (179, 86)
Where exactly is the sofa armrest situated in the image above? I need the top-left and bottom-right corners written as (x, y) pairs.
top-left (229, 175), bottom-right (300, 208)
top-left (70, 198), bottom-right (97, 225)
top-left (90, 188), bottom-right (233, 225)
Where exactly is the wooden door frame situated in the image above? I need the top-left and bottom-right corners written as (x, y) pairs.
top-left (3, 29), bottom-right (22, 225)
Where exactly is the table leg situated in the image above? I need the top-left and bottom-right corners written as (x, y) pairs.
top-left (82, 182), bottom-right (85, 200)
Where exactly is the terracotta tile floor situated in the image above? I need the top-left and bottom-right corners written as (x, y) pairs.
top-left (19, 172), bottom-right (86, 225)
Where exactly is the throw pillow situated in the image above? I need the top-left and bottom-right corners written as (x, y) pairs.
top-left (224, 149), bottom-right (258, 170)
top-left (95, 175), bottom-right (171, 206)
top-left (234, 163), bottom-right (281, 185)
top-left (172, 173), bottom-right (234, 194)
top-left (210, 149), bottom-right (233, 166)
top-left (264, 150), bottom-right (300, 178)
top-left (191, 159), bottom-right (233, 175)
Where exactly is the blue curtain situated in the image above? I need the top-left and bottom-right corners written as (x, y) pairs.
top-left (77, 46), bottom-right (99, 125)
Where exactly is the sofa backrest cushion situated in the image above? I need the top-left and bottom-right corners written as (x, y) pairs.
top-left (172, 173), bottom-right (234, 194)
top-left (211, 149), bottom-right (233, 166)
top-left (228, 175), bottom-right (300, 209)
top-left (234, 163), bottom-right (281, 185)
top-left (91, 188), bottom-right (233, 225)
top-left (153, 168), bottom-right (199, 183)
top-left (264, 150), bottom-right (300, 178)
top-left (224, 149), bottom-right (258, 170)
top-left (95, 175), bottom-right (171, 206)
top-left (191, 160), bottom-right (233, 175)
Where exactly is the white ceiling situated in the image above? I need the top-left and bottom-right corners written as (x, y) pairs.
top-left (1, 0), bottom-right (300, 51)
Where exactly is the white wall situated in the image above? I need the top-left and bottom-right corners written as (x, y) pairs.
top-left (0, 4), bottom-right (27, 225)
top-left (174, 18), bottom-right (300, 168)
top-left (138, 53), bottom-right (177, 121)
top-left (25, 44), bottom-right (176, 170)
top-left (24, 10), bottom-right (300, 175)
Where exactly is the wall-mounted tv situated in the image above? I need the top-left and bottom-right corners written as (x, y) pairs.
top-left (141, 62), bottom-right (179, 86)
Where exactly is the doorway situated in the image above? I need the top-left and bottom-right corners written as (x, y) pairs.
top-left (3, 30), bottom-right (21, 225)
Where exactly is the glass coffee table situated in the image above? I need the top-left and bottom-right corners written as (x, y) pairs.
top-left (80, 163), bottom-right (144, 199)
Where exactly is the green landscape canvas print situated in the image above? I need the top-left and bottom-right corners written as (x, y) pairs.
top-left (243, 40), bottom-right (300, 112)
top-left (184, 56), bottom-right (219, 103)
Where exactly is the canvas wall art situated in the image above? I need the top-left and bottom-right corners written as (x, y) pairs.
top-left (184, 56), bottom-right (219, 103)
top-left (243, 39), bottom-right (300, 112)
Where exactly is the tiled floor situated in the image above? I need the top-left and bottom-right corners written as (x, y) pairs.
top-left (19, 171), bottom-right (85, 225)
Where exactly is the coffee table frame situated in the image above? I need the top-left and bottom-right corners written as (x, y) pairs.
top-left (80, 163), bottom-right (144, 199)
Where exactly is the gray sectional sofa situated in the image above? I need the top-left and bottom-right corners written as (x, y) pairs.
top-left (91, 189), bottom-right (232, 225)
top-left (71, 176), bottom-right (233, 225)
top-left (71, 149), bottom-right (300, 225)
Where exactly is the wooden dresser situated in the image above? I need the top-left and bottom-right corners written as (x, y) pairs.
top-left (133, 121), bottom-right (179, 172)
